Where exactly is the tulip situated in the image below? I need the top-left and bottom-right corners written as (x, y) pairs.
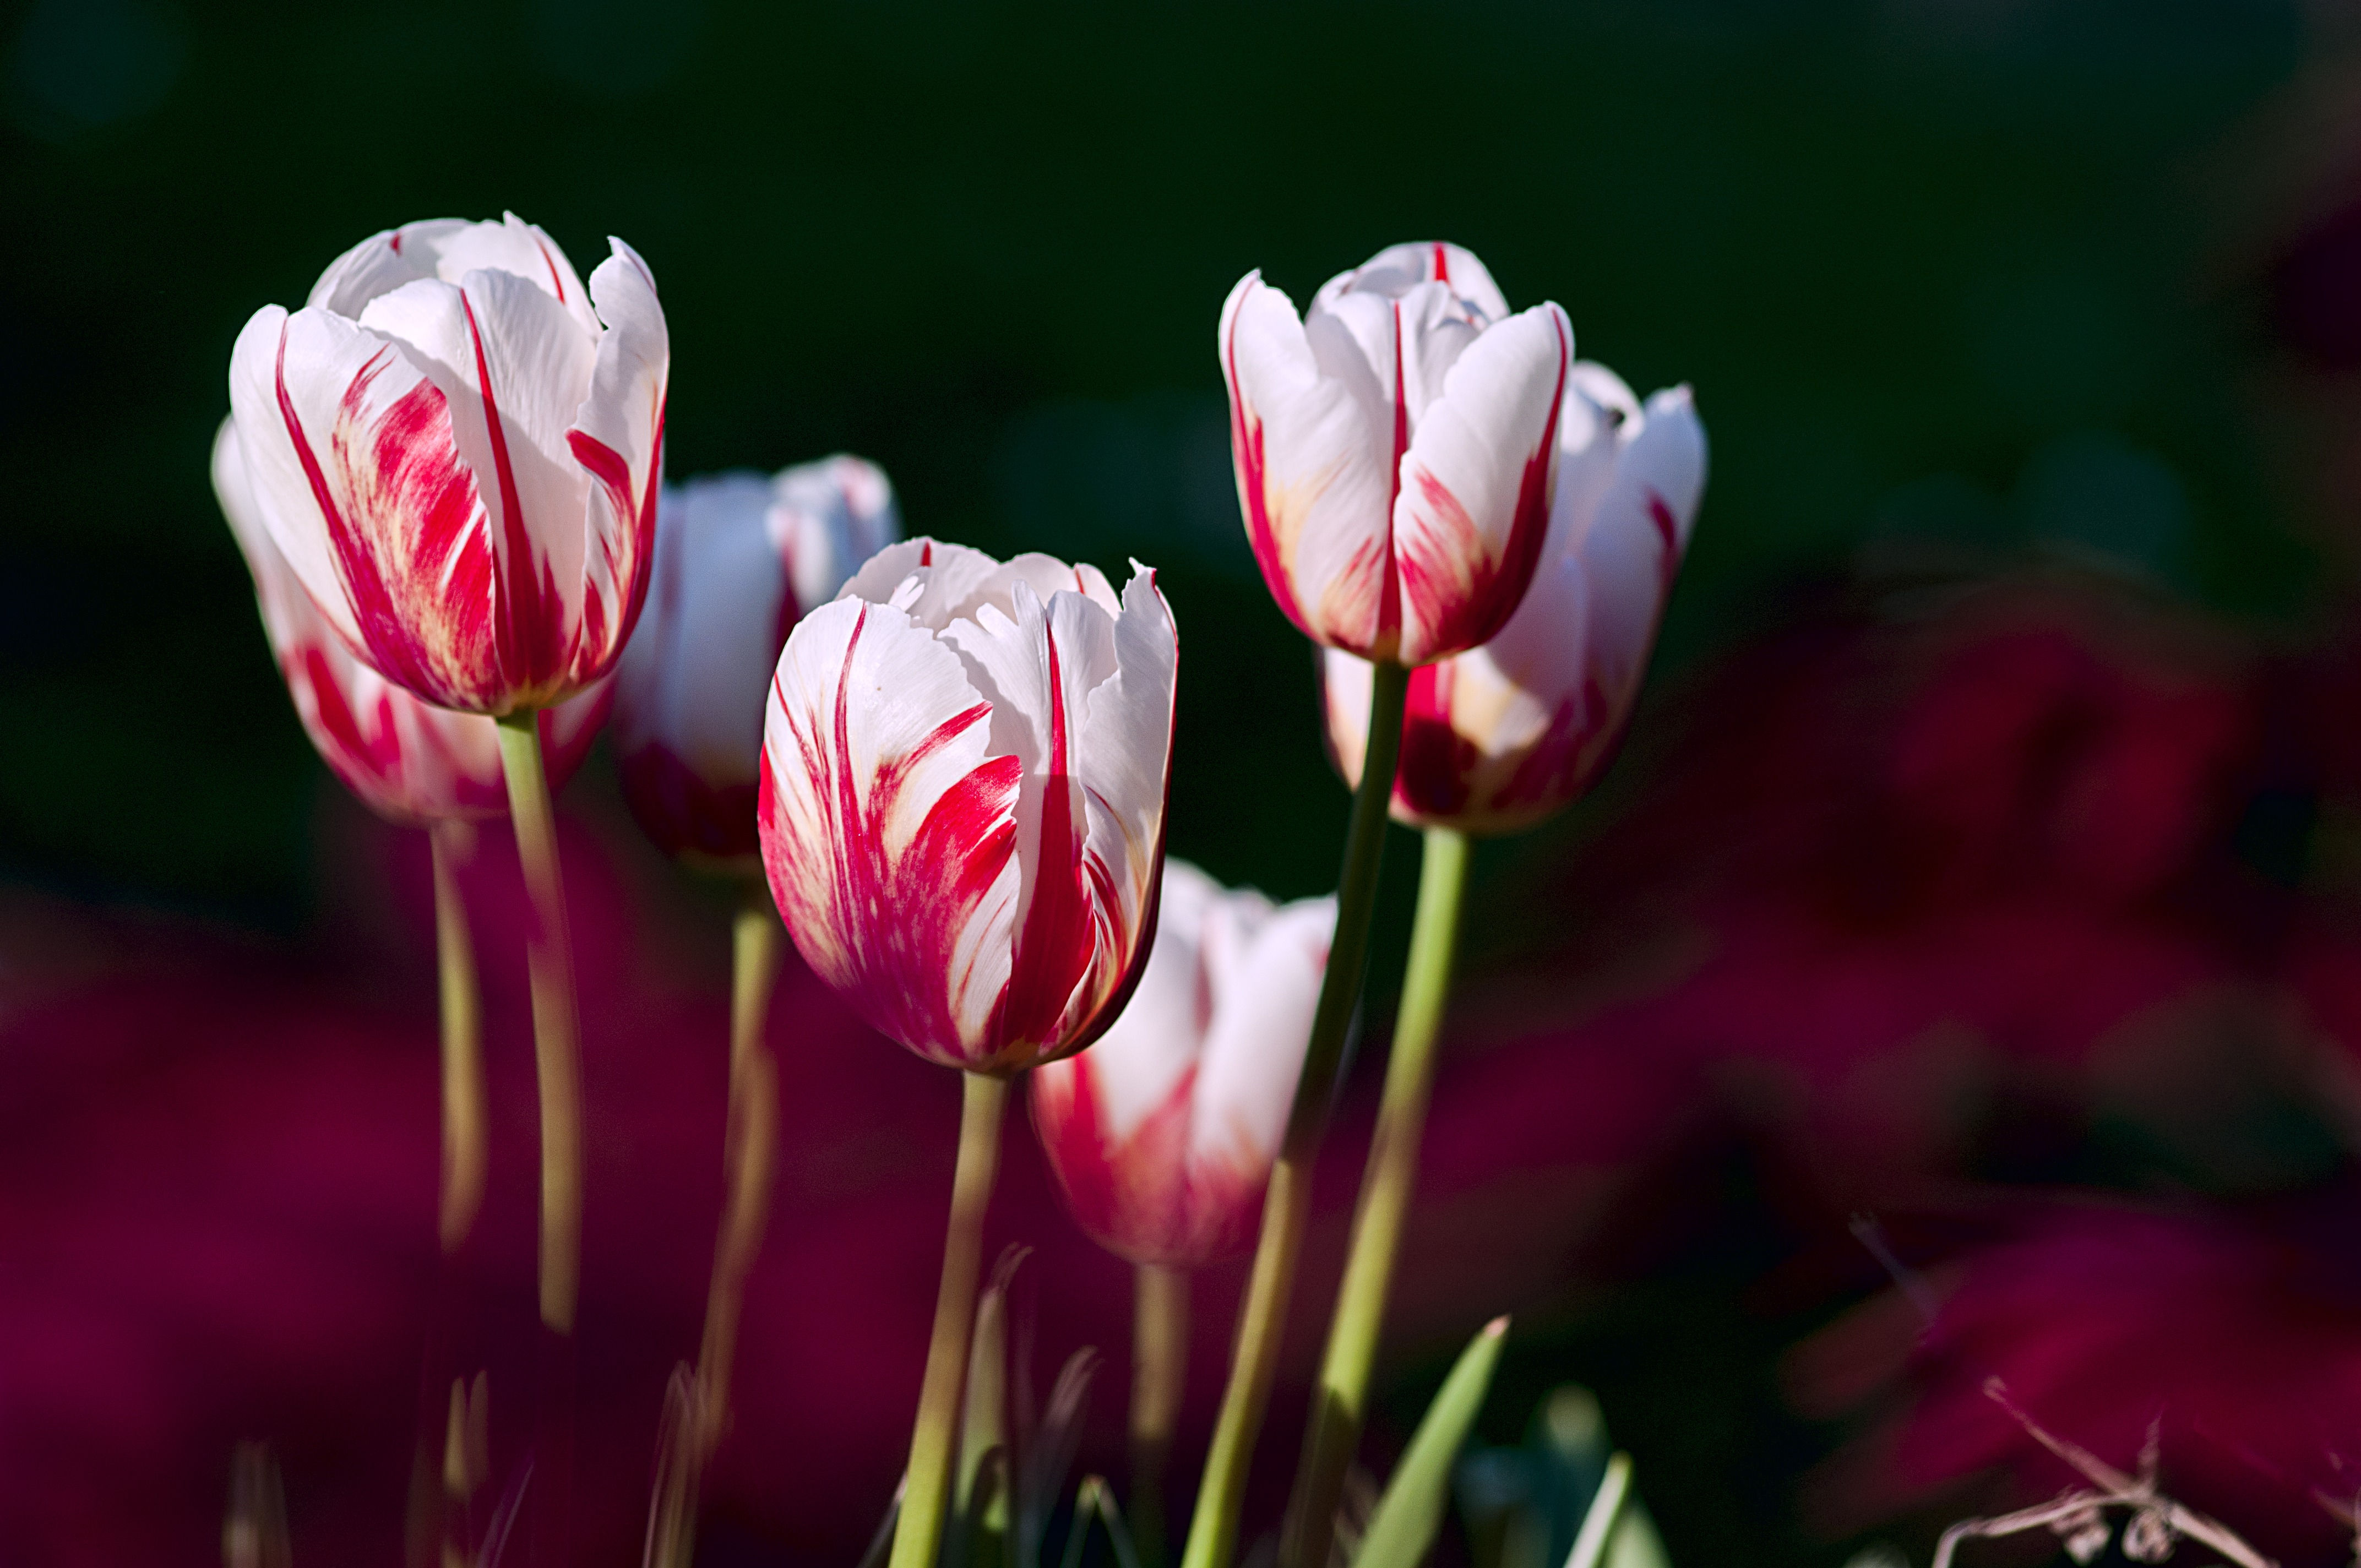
top-left (758, 536), bottom-right (1177, 1568)
top-left (1321, 366), bottom-right (1707, 835)
top-left (1220, 241), bottom-right (1571, 668)
top-left (213, 418), bottom-right (612, 830)
top-left (226, 212), bottom-right (668, 717)
top-left (1279, 365), bottom-right (1704, 1568)
top-left (614, 458), bottom-right (900, 865)
top-left (224, 219), bottom-right (665, 1553)
top-left (1190, 238), bottom-right (1570, 1568)
top-left (1031, 861), bottom-right (1334, 1567)
top-left (1030, 860), bottom-right (1334, 1268)
top-left (759, 537), bottom-right (1178, 1076)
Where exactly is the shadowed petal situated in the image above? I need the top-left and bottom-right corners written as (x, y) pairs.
top-left (1221, 270), bottom-right (1395, 652)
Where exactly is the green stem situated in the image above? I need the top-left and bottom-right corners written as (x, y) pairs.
top-left (1178, 657), bottom-right (1410, 1568)
top-left (1130, 1262), bottom-right (1190, 1568)
top-left (493, 711), bottom-right (584, 1336)
top-left (1279, 826), bottom-right (1470, 1568)
top-left (430, 820), bottom-right (488, 1258)
top-left (890, 1070), bottom-right (1009, 1568)
top-left (694, 881), bottom-right (785, 1460)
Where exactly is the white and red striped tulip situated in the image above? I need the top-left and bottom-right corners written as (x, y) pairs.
top-left (759, 540), bottom-right (1178, 1075)
top-left (613, 458), bottom-right (900, 864)
top-left (1030, 861), bottom-right (1334, 1267)
top-left (226, 213), bottom-right (668, 717)
top-left (1220, 241), bottom-right (1572, 667)
top-left (1323, 366), bottom-right (1706, 835)
top-left (213, 418), bottom-right (610, 826)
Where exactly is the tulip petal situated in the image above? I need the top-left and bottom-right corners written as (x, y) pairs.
top-left (1029, 862), bottom-right (1328, 1267)
top-left (1067, 566), bottom-right (1179, 1046)
top-left (937, 580), bottom-right (1113, 1061)
top-left (306, 219), bottom-right (470, 318)
top-left (762, 597), bottom-right (1024, 1068)
top-left (433, 213), bottom-right (598, 334)
top-left (565, 241), bottom-right (670, 689)
top-left (1187, 891), bottom-right (1330, 1178)
top-left (840, 537), bottom-right (1001, 621)
top-left (1314, 241), bottom-right (1513, 330)
top-left (1392, 300), bottom-right (1570, 665)
top-left (1565, 386), bottom-right (1706, 720)
top-left (772, 455), bottom-right (900, 618)
top-left (614, 473), bottom-right (783, 801)
top-left (1221, 271), bottom-right (1395, 652)
top-left (1319, 645), bottom-right (1375, 792)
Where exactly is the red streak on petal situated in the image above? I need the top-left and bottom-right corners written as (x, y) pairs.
top-left (1647, 492), bottom-right (1682, 595)
top-left (1432, 242), bottom-right (1450, 284)
top-left (1395, 660), bottom-right (1478, 820)
top-left (295, 647), bottom-right (406, 805)
top-left (461, 290), bottom-right (556, 698)
top-left (389, 231), bottom-right (403, 255)
top-left (275, 323), bottom-right (358, 543)
top-left (996, 622), bottom-right (1095, 1058)
top-left (531, 233), bottom-right (567, 302)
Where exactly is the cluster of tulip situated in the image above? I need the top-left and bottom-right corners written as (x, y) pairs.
top-left (212, 219), bottom-right (1704, 1568)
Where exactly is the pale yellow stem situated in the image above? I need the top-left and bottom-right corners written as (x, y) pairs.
top-left (889, 1071), bottom-right (1009, 1568)
top-left (430, 820), bottom-right (488, 1257)
top-left (693, 881), bottom-right (785, 1458)
top-left (493, 712), bottom-right (583, 1336)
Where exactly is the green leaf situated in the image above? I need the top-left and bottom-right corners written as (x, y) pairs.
top-left (1564, 1454), bottom-right (1630, 1568)
top-left (1354, 1317), bottom-right (1510, 1568)
top-left (1565, 1453), bottom-right (1671, 1568)
top-left (1603, 1500), bottom-right (1670, 1568)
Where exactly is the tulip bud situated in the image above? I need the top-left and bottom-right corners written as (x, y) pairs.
top-left (613, 458), bottom-right (900, 865)
top-left (226, 213), bottom-right (670, 716)
top-left (1323, 366), bottom-right (1706, 834)
top-left (213, 419), bottom-right (610, 826)
top-left (1221, 241), bottom-right (1572, 666)
top-left (759, 540), bottom-right (1178, 1075)
top-left (1030, 861), bottom-right (1334, 1267)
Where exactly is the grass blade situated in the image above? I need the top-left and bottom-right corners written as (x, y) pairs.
top-left (1354, 1317), bottom-right (1509, 1568)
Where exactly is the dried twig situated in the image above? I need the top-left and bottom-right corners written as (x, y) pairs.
top-left (1925, 1379), bottom-right (2278, 1568)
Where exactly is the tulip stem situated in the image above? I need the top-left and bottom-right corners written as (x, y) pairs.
top-left (694, 879), bottom-right (785, 1461)
top-left (1131, 1262), bottom-right (1190, 1568)
top-left (493, 711), bottom-right (584, 1336)
top-left (431, 820), bottom-right (489, 1257)
top-left (1279, 824), bottom-right (1470, 1568)
top-left (406, 821), bottom-right (491, 1568)
top-left (891, 1070), bottom-right (1009, 1568)
top-left (1179, 657), bottom-right (1409, 1568)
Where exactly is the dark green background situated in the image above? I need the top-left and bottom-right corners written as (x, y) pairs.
top-left (0, 0), bottom-right (2324, 918)
top-left (0, 2), bottom-right (2338, 1561)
